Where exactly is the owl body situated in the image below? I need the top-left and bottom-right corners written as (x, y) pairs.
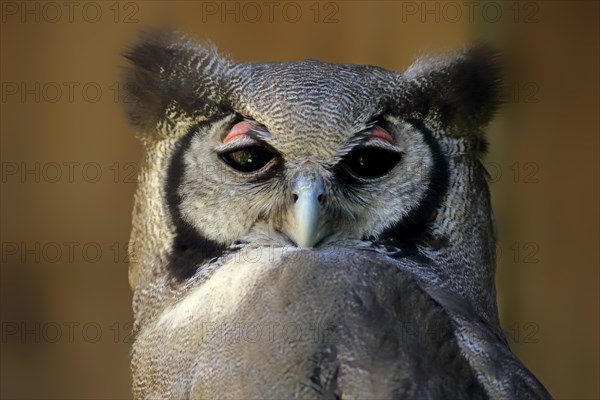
top-left (123, 32), bottom-right (549, 398)
top-left (134, 246), bottom-right (487, 398)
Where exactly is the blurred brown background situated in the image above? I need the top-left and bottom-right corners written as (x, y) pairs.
top-left (1, 1), bottom-right (598, 398)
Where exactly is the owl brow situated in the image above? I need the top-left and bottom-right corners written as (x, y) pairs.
top-left (242, 123), bottom-right (274, 146)
top-left (247, 126), bottom-right (271, 139)
top-left (364, 120), bottom-right (378, 129)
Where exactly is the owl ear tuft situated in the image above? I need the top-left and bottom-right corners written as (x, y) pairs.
top-left (121, 30), bottom-right (231, 138)
top-left (401, 44), bottom-right (502, 129)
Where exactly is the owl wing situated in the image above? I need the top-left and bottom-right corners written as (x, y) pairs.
top-left (423, 283), bottom-right (553, 400)
top-left (319, 253), bottom-right (553, 400)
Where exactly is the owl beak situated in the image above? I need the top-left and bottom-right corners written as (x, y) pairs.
top-left (287, 171), bottom-right (327, 248)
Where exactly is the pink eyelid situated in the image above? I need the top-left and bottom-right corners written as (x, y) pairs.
top-left (224, 122), bottom-right (393, 144)
top-left (369, 125), bottom-right (395, 144)
top-left (223, 121), bottom-right (252, 143)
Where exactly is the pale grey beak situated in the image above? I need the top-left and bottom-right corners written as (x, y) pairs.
top-left (286, 171), bottom-right (326, 248)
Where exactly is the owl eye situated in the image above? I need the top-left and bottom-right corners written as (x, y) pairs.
top-left (342, 147), bottom-right (403, 178)
top-left (220, 146), bottom-right (277, 173)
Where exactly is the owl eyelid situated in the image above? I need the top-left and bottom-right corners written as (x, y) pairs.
top-left (368, 124), bottom-right (395, 145)
top-left (353, 124), bottom-right (396, 148)
top-left (220, 120), bottom-right (250, 142)
top-left (220, 117), bottom-right (271, 139)
top-left (214, 135), bottom-right (279, 155)
top-left (215, 136), bottom-right (256, 153)
top-left (355, 138), bottom-right (403, 154)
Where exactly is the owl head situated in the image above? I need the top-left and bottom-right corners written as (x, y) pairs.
top-left (123, 31), bottom-right (500, 293)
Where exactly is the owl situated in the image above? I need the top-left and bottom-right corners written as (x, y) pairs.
top-left (122, 31), bottom-right (551, 399)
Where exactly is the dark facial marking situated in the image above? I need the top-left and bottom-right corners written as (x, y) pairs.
top-left (165, 117), bottom-right (230, 281)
